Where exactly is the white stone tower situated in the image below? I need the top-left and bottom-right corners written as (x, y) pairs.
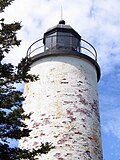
top-left (20, 20), bottom-right (103, 160)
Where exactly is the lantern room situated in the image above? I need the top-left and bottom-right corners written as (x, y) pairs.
top-left (43, 20), bottom-right (81, 52)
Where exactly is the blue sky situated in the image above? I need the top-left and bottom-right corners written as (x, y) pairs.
top-left (2, 0), bottom-right (120, 159)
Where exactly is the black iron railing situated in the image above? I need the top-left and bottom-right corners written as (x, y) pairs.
top-left (26, 35), bottom-right (97, 61)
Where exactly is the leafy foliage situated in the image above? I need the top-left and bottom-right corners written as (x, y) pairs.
top-left (0, 0), bottom-right (14, 12)
top-left (0, 142), bottom-right (53, 160)
top-left (0, 1), bottom-right (54, 159)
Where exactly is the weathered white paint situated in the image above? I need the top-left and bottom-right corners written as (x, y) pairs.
top-left (20, 55), bottom-right (102, 160)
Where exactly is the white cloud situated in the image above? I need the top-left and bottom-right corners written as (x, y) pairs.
top-left (1, 3), bottom-right (119, 77)
top-left (101, 107), bottom-right (120, 139)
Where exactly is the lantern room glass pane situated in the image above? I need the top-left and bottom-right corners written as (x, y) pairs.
top-left (72, 37), bottom-right (80, 51)
top-left (45, 33), bottom-right (57, 50)
top-left (57, 32), bottom-right (72, 49)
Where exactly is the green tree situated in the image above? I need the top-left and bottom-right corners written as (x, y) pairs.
top-left (0, 1), bottom-right (53, 159)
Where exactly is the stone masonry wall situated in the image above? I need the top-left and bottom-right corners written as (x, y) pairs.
top-left (19, 55), bottom-right (102, 160)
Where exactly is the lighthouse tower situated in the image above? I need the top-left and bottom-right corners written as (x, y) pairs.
top-left (20, 20), bottom-right (102, 160)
